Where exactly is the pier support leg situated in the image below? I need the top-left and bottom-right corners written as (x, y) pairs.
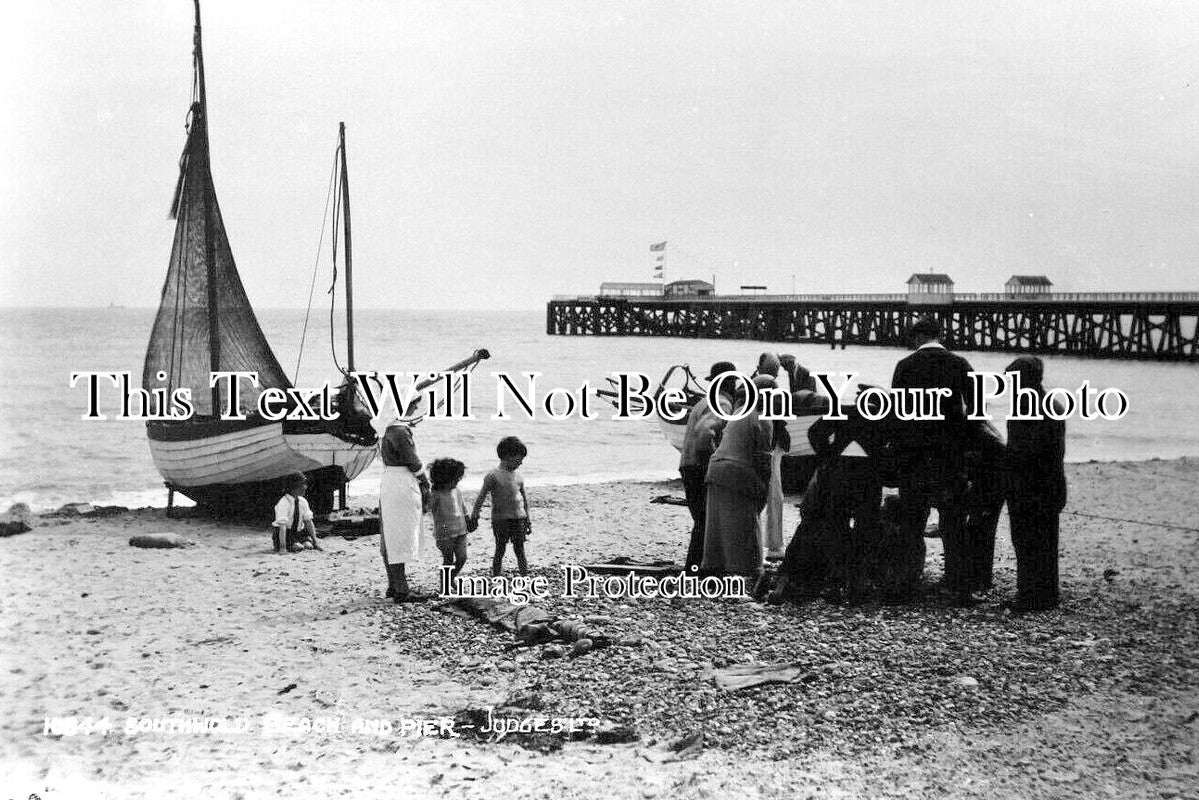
top-left (166, 486), bottom-right (175, 519)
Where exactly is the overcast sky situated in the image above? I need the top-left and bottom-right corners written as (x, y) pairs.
top-left (2, 0), bottom-right (1198, 309)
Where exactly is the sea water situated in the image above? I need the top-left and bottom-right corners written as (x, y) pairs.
top-left (2, 307), bottom-right (1197, 510)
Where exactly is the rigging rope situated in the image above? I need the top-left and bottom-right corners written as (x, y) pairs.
top-left (294, 144), bottom-right (340, 384)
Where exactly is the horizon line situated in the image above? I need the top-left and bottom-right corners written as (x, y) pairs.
top-left (0, 304), bottom-right (548, 312)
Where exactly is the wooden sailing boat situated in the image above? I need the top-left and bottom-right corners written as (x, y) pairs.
top-left (144, 2), bottom-right (486, 514)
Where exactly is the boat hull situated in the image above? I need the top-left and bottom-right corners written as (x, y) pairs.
top-left (656, 413), bottom-right (822, 459)
top-left (656, 413), bottom-right (827, 494)
top-left (146, 418), bottom-right (375, 514)
top-left (601, 364), bottom-right (876, 493)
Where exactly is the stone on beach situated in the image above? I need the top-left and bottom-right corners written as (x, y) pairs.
top-left (129, 532), bottom-right (193, 549)
top-left (0, 502), bottom-right (32, 537)
top-left (55, 502), bottom-right (96, 516)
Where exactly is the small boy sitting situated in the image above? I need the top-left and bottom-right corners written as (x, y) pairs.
top-left (272, 472), bottom-right (322, 553)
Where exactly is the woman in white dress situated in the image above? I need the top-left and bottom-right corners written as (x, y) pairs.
top-left (372, 396), bottom-right (430, 602)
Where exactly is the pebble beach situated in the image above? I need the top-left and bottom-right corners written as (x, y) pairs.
top-left (1, 459), bottom-right (1197, 798)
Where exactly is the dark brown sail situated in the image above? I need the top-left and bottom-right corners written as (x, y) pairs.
top-left (143, 4), bottom-right (289, 418)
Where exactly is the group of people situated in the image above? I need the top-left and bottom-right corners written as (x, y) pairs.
top-left (278, 395), bottom-right (533, 603)
top-left (680, 317), bottom-right (1067, 614)
top-left (679, 353), bottom-right (811, 577)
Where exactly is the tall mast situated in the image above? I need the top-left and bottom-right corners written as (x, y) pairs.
top-left (339, 121), bottom-right (355, 372)
top-left (193, 0), bottom-right (207, 113)
top-left (194, 0), bottom-right (221, 414)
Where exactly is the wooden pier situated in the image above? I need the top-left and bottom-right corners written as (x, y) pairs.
top-left (546, 292), bottom-right (1199, 361)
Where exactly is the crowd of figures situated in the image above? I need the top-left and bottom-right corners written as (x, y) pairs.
top-left (286, 314), bottom-right (1065, 612)
top-left (681, 317), bottom-right (1068, 614)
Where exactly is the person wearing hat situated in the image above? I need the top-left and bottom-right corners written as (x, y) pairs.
top-left (779, 353), bottom-right (815, 393)
top-left (701, 373), bottom-right (776, 581)
top-left (754, 352), bottom-right (782, 381)
top-left (1003, 356), bottom-right (1067, 613)
top-left (705, 361), bottom-right (738, 383)
top-left (679, 361), bottom-right (738, 570)
top-left (372, 393), bottom-right (431, 602)
top-left (890, 316), bottom-right (978, 605)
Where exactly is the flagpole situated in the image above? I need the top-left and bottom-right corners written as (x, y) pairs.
top-left (650, 240), bottom-right (667, 289)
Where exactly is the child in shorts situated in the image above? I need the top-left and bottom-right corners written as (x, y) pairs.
top-left (272, 472), bottom-right (322, 553)
top-left (429, 457), bottom-right (471, 579)
top-left (469, 436), bottom-right (530, 576)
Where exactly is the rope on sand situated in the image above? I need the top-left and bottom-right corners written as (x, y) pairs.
top-left (1065, 510), bottom-right (1199, 534)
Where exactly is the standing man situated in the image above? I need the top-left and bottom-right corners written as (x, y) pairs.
top-left (962, 420), bottom-right (1006, 592)
top-left (1004, 356), bottom-right (1067, 613)
top-left (680, 361), bottom-right (737, 570)
top-left (890, 316), bottom-right (978, 605)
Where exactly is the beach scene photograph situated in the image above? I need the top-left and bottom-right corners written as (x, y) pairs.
top-left (2, 1), bottom-right (1198, 798)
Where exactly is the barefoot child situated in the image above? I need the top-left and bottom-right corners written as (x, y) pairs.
top-left (272, 472), bottom-right (322, 553)
top-left (429, 458), bottom-right (471, 579)
top-left (469, 437), bottom-right (531, 576)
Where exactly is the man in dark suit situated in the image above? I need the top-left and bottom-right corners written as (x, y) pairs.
top-left (961, 420), bottom-right (1006, 592)
top-left (1003, 356), bottom-right (1067, 613)
top-left (890, 316), bottom-right (979, 605)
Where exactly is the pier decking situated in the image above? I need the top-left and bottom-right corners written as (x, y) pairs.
top-left (546, 292), bottom-right (1199, 361)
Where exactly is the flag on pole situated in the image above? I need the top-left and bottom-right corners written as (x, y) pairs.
top-left (650, 241), bottom-right (667, 252)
